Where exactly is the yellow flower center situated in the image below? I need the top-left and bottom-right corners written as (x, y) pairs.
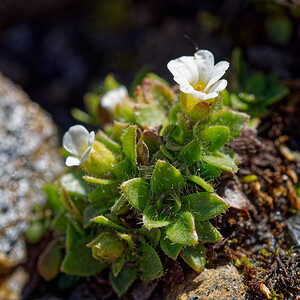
top-left (194, 82), bottom-right (205, 92)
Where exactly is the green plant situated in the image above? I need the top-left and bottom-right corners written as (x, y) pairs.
top-left (39, 50), bottom-right (249, 296)
top-left (223, 48), bottom-right (289, 119)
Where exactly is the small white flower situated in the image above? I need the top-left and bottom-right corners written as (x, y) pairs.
top-left (167, 49), bottom-right (229, 100)
top-left (63, 125), bottom-right (95, 167)
top-left (101, 86), bottom-right (128, 111)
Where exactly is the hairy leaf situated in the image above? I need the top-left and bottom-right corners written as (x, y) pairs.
top-left (151, 160), bottom-right (185, 194)
top-left (182, 192), bottom-right (229, 221)
top-left (121, 178), bottom-right (150, 210)
top-left (181, 244), bottom-right (206, 273)
top-left (166, 212), bottom-right (198, 246)
top-left (140, 243), bottom-right (163, 280)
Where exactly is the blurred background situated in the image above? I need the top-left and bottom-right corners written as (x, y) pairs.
top-left (0, 0), bottom-right (299, 131)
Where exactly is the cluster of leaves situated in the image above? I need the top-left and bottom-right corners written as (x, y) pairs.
top-left (223, 48), bottom-right (289, 119)
top-left (39, 74), bottom-right (248, 297)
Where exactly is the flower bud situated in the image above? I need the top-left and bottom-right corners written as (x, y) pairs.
top-left (89, 232), bottom-right (125, 261)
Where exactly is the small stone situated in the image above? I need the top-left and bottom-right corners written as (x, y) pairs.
top-left (286, 214), bottom-right (300, 248)
top-left (0, 267), bottom-right (29, 300)
top-left (165, 264), bottom-right (246, 300)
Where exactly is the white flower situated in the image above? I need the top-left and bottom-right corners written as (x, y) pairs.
top-left (101, 86), bottom-right (128, 111)
top-left (167, 49), bottom-right (229, 100)
top-left (63, 125), bottom-right (95, 167)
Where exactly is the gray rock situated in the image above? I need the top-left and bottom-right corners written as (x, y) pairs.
top-left (165, 264), bottom-right (246, 300)
top-left (0, 72), bottom-right (64, 274)
top-left (286, 214), bottom-right (300, 248)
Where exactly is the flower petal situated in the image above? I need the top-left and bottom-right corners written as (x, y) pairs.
top-left (194, 50), bottom-right (215, 84)
top-left (167, 56), bottom-right (199, 86)
top-left (101, 86), bottom-right (128, 111)
top-left (80, 145), bottom-right (92, 164)
top-left (179, 83), bottom-right (207, 99)
top-left (204, 61), bottom-right (229, 92)
top-left (207, 79), bottom-right (228, 94)
top-left (202, 92), bottom-right (219, 100)
top-left (88, 131), bottom-right (95, 147)
top-left (65, 156), bottom-right (81, 167)
top-left (63, 125), bottom-right (90, 156)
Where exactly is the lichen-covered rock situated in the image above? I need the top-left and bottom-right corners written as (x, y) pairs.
top-left (0, 72), bottom-right (64, 273)
top-left (165, 264), bottom-right (246, 300)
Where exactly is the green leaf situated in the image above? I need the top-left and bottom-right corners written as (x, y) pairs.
top-left (168, 103), bottom-right (180, 124)
top-left (146, 72), bottom-right (171, 87)
top-left (142, 77), bottom-right (175, 106)
top-left (166, 212), bottom-right (198, 246)
top-left (137, 228), bottom-right (161, 247)
top-left (214, 109), bottom-right (249, 139)
top-left (71, 108), bottom-right (94, 125)
top-left (177, 140), bottom-right (202, 164)
top-left (160, 144), bottom-right (175, 161)
top-left (166, 138), bottom-right (183, 151)
top-left (83, 176), bottom-right (119, 185)
top-left (114, 101), bottom-right (136, 124)
top-left (38, 240), bottom-right (62, 281)
top-left (117, 232), bottom-right (134, 249)
top-left (135, 106), bottom-right (167, 128)
top-left (160, 234), bottom-right (183, 259)
top-left (109, 268), bottom-right (138, 297)
top-left (88, 182), bottom-right (119, 203)
top-left (195, 220), bottom-right (222, 242)
top-left (110, 196), bottom-right (128, 215)
top-left (66, 222), bottom-right (83, 251)
top-left (53, 210), bottom-right (68, 233)
top-left (150, 160), bottom-right (185, 194)
top-left (96, 130), bottom-right (121, 153)
top-left (83, 202), bottom-right (111, 227)
top-left (121, 125), bottom-right (137, 162)
top-left (60, 173), bottom-right (90, 198)
top-left (182, 193), bottom-right (229, 221)
top-left (143, 201), bottom-right (172, 228)
top-left (92, 215), bottom-right (129, 233)
top-left (103, 74), bottom-right (121, 93)
top-left (60, 189), bottom-right (82, 220)
top-left (121, 178), bottom-right (150, 211)
top-left (200, 126), bottom-right (229, 152)
top-left (140, 243), bottom-right (163, 280)
top-left (44, 184), bottom-right (63, 212)
top-left (113, 159), bottom-right (136, 180)
top-left (112, 255), bottom-right (125, 277)
top-left (198, 163), bottom-right (221, 181)
top-left (203, 153), bottom-right (238, 173)
top-left (188, 175), bottom-right (214, 192)
top-left (61, 236), bottom-right (107, 276)
top-left (181, 244), bottom-right (206, 273)
top-left (84, 92), bottom-right (101, 119)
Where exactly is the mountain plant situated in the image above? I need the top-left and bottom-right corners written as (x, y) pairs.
top-left (38, 49), bottom-right (249, 296)
top-left (223, 48), bottom-right (289, 119)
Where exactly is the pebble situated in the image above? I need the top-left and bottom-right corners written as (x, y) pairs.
top-left (286, 214), bottom-right (300, 248)
top-left (165, 264), bottom-right (246, 300)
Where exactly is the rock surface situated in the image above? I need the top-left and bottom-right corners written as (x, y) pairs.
top-left (165, 264), bottom-right (246, 300)
top-left (0, 72), bottom-right (64, 274)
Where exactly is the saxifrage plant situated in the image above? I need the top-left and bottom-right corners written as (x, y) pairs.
top-left (38, 49), bottom-right (249, 296)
